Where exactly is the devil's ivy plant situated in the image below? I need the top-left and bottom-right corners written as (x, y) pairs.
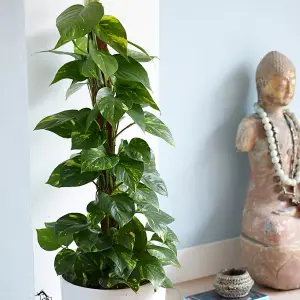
top-left (35, 0), bottom-right (179, 292)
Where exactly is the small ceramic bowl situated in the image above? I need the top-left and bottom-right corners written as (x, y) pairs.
top-left (213, 268), bottom-right (254, 298)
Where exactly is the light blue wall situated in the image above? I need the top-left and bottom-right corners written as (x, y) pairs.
top-left (159, 0), bottom-right (300, 249)
top-left (0, 0), bottom-right (34, 299)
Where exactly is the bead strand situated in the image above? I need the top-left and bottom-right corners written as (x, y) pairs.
top-left (254, 103), bottom-right (300, 186)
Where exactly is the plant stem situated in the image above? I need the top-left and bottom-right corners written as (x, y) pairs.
top-left (115, 122), bottom-right (135, 139)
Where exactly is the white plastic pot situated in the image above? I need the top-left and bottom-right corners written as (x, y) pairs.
top-left (61, 277), bottom-right (166, 300)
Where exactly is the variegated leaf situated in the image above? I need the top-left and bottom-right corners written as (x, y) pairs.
top-left (47, 156), bottom-right (98, 187)
top-left (97, 96), bottom-right (126, 126)
top-left (51, 60), bottom-right (86, 85)
top-left (114, 55), bottom-right (151, 90)
top-left (89, 40), bottom-right (118, 78)
top-left (55, 3), bottom-right (104, 48)
top-left (144, 112), bottom-right (174, 146)
top-left (115, 155), bottom-right (144, 190)
top-left (94, 15), bottom-right (128, 57)
top-left (81, 148), bottom-right (119, 172)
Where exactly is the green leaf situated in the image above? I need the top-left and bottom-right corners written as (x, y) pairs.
top-left (76, 252), bottom-right (103, 275)
top-left (166, 240), bottom-right (177, 255)
top-left (94, 235), bottom-right (113, 251)
top-left (166, 227), bottom-right (179, 243)
top-left (97, 96), bottom-right (126, 126)
top-left (143, 209), bottom-right (175, 242)
top-left (89, 40), bottom-right (118, 78)
top-left (86, 106), bottom-right (100, 132)
top-left (58, 233), bottom-right (74, 247)
top-left (115, 229), bottom-right (135, 251)
top-left (81, 55), bottom-right (98, 78)
top-left (143, 206), bottom-right (174, 225)
top-left (94, 15), bottom-right (127, 57)
top-left (55, 3), bottom-right (104, 48)
top-left (66, 81), bottom-right (86, 100)
top-left (36, 228), bottom-right (61, 251)
top-left (144, 211), bottom-right (169, 242)
top-left (71, 130), bottom-right (104, 150)
top-left (74, 229), bottom-right (99, 252)
top-left (96, 87), bottom-right (113, 100)
top-left (81, 148), bottom-right (119, 172)
top-left (39, 50), bottom-right (82, 60)
top-left (141, 168), bottom-right (168, 196)
top-left (51, 60), bottom-right (86, 85)
top-left (34, 110), bottom-right (77, 138)
top-left (47, 156), bottom-right (98, 187)
top-left (55, 213), bottom-right (89, 235)
top-left (147, 244), bottom-right (180, 268)
top-left (71, 109), bottom-right (104, 149)
top-left (103, 246), bottom-right (135, 274)
top-left (161, 276), bottom-right (173, 289)
top-left (74, 37), bottom-right (88, 55)
top-left (138, 253), bottom-right (166, 290)
top-left (125, 138), bottom-right (151, 162)
top-left (120, 218), bottom-right (147, 252)
top-left (87, 193), bottom-right (111, 216)
top-left (151, 226), bottom-right (179, 244)
top-left (144, 112), bottom-right (174, 146)
top-left (127, 49), bottom-right (155, 62)
top-left (114, 55), bottom-right (151, 90)
top-left (115, 155), bottom-right (144, 190)
top-left (130, 183), bottom-right (159, 210)
top-left (109, 194), bottom-right (135, 226)
top-left (87, 210), bottom-right (105, 227)
top-left (54, 249), bottom-right (76, 275)
top-left (127, 267), bottom-right (141, 292)
top-left (117, 82), bottom-right (159, 110)
top-left (128, 40), bottom-right (152, 62)
top-left (127, 104), bottom-right (145, 131)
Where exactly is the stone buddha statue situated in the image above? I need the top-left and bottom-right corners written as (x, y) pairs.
top-left (236, 51), bottom-right (300, 290)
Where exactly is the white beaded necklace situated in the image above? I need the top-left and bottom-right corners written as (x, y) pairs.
top-left (254, 103), bottom-right (300, 186)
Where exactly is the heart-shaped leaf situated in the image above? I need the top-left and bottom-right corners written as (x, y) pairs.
top-left (36, 228), bottom-right (61, 251)
top-left (66, 81), bottom-right (87, 100)
top-left (117, 82), bottom-right (159, 110)
top-left (54, 249), bottom-right (77, 275)
top-left (115, 155), bottom-right (144, 190)
top-left (89, 40), bottom-right (118, 78)
top-left (138, 253), bottom-right (166, 290)
top-left (81, 55), bottom-right (98, 78)
top-left (47, 156), bottom-right (98, 187)
top-left (51, 60), bottom-right (86, 85)
top-left (34, 110), bottom-right (78, 138)
top-left (127, 104), bottom-right (145, 131)
top-left (97, 96), bottom-right (126, 126)
top-left (147, 244), bottom-right (180, 268)
top-left (109, 194), bottom-right (135, 226)
top-left (130, 183), bottom-right (158, 209)
top-left (81, 148), bottom-right (120, 172)
top-left (114, 55), bottom-right (151, 90)
top-left (144, 112), bottom-right (174, 146)
top-left (124, 138), bottom-right (151, 162)
top-left (94, 15), bottom-right (127, 57)
top-left (55, 3), bottom-right (104, 48)
top-left (55, 213), bottom-right (89, 235)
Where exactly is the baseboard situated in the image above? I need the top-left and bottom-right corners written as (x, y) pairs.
top-left (165, 237), bottom-right (245, 284)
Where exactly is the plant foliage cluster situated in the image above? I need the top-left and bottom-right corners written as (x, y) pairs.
top-left (36, 0), bottom-right (179, 292)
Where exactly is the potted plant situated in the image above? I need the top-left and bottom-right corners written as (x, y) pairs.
top-left (35, 1), bottom-right (179, 299)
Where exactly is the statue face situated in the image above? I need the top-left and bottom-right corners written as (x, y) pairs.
top-left (261, 72), bottom-right (296, 106)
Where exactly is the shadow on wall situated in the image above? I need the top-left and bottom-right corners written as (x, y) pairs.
top-left (197, 65), bottom-right (252, 243)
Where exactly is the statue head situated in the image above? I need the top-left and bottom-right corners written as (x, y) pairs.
top-left (256, 51), bottom-right (296, 107)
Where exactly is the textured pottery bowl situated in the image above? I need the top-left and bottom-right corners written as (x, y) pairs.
top-left (213, 268), bottom-right (254, 298)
